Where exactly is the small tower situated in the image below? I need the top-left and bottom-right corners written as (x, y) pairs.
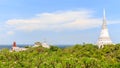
top-left (13, 41), bottom-right (17, 47)
top-left (12, 41), bottom-right (18, 51)
top-left (97, 9), bottom-right (112, 48)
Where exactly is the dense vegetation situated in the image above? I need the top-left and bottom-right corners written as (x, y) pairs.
top-left (0, 44), bottom-right (120, 68)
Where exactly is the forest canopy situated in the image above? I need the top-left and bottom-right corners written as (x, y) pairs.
top-left (0, 44), bottom-right (120, 68)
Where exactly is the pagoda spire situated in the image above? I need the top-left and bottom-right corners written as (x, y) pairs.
top-left (103, 8), bottom-right (106, 20)
top-left (102, 8), bottom-right (107, 29)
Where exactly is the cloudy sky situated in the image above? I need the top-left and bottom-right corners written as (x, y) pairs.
top-left (0, 0), bottom-right (120, 45)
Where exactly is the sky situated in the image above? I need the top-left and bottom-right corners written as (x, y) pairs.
top-left (0, 0), bottom-right (120, 45)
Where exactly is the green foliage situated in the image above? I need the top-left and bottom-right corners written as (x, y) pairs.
top-left (0, 44), bottom-right (120, 68)
top-left (50, 46), bottom-right (60, 51)
top-left (24, 45), bottom-right (31, 48)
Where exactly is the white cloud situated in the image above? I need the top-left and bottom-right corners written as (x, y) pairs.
top-left (7, 31), bottom-right (14, 35)
top-left (6, 10), bottom-right (102, 32)
top-left (108, 20), bottom-right (120, 24)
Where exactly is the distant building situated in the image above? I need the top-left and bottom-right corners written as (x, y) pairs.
top-left (97, 9), bottom-right (113, 48)
top-left (12, 42), bottom-right (27, 52)
top-left (33, 42), bottom-right (50, 48)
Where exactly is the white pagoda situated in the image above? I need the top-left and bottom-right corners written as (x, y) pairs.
top-left (97, 9), bottom-right (112, 48)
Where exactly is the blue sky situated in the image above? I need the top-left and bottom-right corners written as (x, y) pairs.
top-left (0, 0), bottom-right (120, 45)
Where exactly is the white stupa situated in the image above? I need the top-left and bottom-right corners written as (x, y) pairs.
top-left (97, 9), bottom-right (112, 48)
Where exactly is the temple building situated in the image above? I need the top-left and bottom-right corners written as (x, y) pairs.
top-left (33, 42), bottom-right (50, 48)
top-left (97, 9), bottom-right (113, 48)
